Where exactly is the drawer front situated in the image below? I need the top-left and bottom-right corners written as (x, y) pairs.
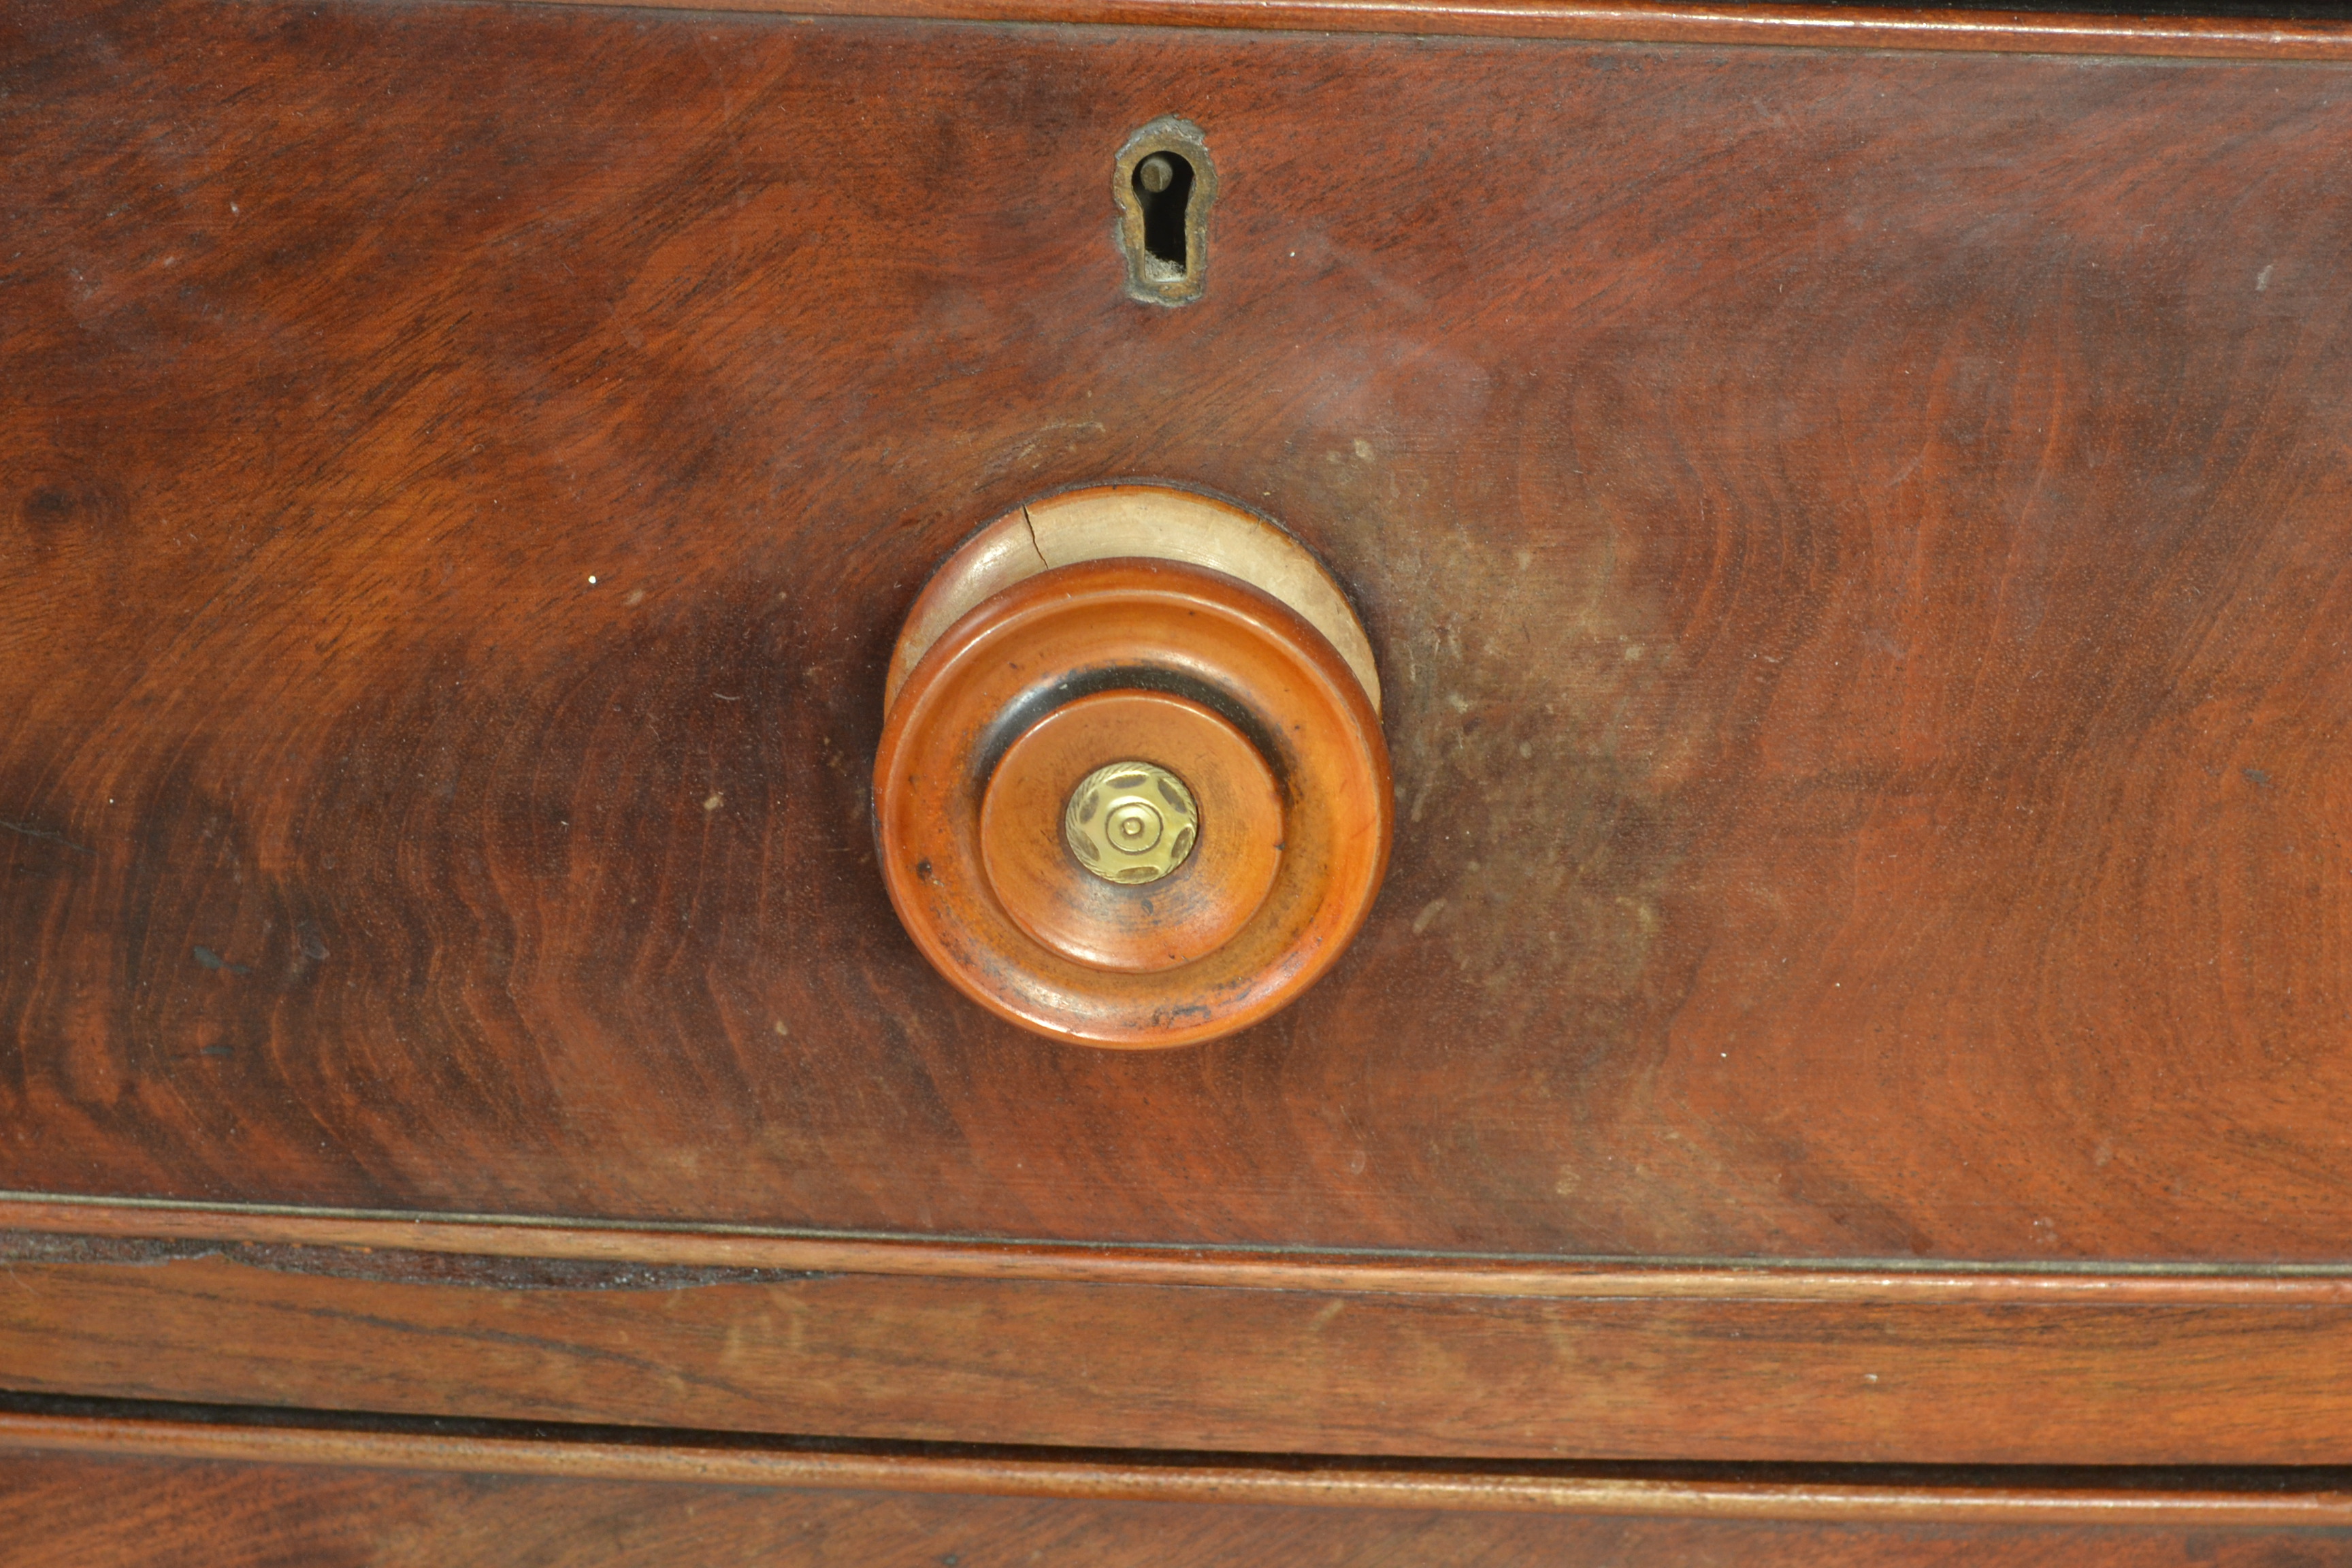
top-left (3, 1405), bottom-right (2349, 1566)
top-left (5, 0), bottom-right (2352, 1278)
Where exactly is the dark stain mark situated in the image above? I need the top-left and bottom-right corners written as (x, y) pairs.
top-left (0, 1232), bottom-right (820, 1292)
top-left (2242, 767), bottom-right (2273, 788)
top-left (18, 480), bottom-right (127, 542)
top-left (192, 945), bottom-right (252, 976)
top-left (200, 1045), bottom-right (234, 1058)
top-left (221, 1243), bottom-right (819, 1292)
top-left (0, 1232), bottom-right (218, 1267)
top-left (0, 819), bottom-right (94, 857)
top-left (915, 858), bottom-right (934, 882)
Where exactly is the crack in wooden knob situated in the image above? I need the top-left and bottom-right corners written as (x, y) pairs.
top-left (874, 487), bottom-right (1390, 1048)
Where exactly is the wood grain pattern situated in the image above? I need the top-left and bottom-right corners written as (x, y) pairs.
top-left (6, 1404), bottom-right (2352, 1528)
top-left (16, 1195), bottom-right (2352, 1302)
top-left (11, 1450), bottom-right (2349, 1568)
top-left (6, 0), bottom-right (2352, 1262)
top-left (8, 1242), bottom-right (2352, 1463)
top-left (520, 0), bottom-right (2352, 63)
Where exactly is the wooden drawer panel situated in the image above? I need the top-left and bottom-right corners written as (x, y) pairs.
top-left (7, 1228), bottom-right (2352, 1463)
top-left (5, 0), bottom-right (2351, 1267)
top-left (3, 1406), bottom-right (2349, 1566)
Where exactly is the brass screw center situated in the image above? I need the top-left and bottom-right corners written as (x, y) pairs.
top-left (1065, 761), bottom-right (1198, 885)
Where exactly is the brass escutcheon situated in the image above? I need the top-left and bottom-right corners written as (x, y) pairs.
top-left (1064, 760), bottom-right (1198, 885)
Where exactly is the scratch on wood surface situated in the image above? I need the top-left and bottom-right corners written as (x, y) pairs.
top-left (0, 819), bottom-right (93, 857)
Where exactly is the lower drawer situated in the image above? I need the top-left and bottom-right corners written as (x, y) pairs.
top-left (10, 1219), bottom-right (2352, 1465)
top-left (3, 1407), bottom-right (2348, 1568)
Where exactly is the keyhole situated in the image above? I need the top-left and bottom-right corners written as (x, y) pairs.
top-left (1134, 152), bottom-right (1194, 274)
top-left (1114, 118), bottom-right (1215, 306)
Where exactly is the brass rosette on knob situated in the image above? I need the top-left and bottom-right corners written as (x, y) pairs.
top-left (873, 485), bottom-right (1391, 1047)
top-left (1062, 760), bottom-right (1200, 884)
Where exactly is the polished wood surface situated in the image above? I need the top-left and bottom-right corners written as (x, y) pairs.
top-left (524, 0), bottom-right (2352, 63)
top-left (978, 692), bottom-right (1285, 973)
top-left (885, 487), bottom-right (1384, 715)
top-left (878, 559), bottom-right (1390, 1044)
top-left (5, 1403), bottom-right (2351, 1528)
top-left (7, 1237), bottom-right (2352, 1463)
top-left (14, 1448), bottom-right (2348, 1568)
top-left (6, 0), bottom-right (2352, 1256)
top-left (17, 1194), bottom-right (2352, 1303)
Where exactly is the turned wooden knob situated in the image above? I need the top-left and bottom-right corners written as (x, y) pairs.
top-left (874, 487), bottom-right (1390, 1048)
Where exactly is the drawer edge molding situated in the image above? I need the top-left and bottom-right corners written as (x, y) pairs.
top-left (10, 1236), bottom-right (2352, 1462)
top-left (3, 1409), bottom-right (2351, 1528)
top-left (4, 1195), bottom-right (2352, 1305)
top-left (511, 0), bottom-right (2352, 63)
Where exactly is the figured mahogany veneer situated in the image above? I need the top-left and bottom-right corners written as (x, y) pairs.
top-left (5, 0), bottom-right (2352, 1260)
top-left (15, 0), bottom-right (2352, 1525)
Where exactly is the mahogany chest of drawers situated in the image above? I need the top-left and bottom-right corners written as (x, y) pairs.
top-left (5, 0), bottom-right (2352, 1558)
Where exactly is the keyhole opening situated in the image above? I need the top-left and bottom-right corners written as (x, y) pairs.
top-left (1134, 152), bottom-right (1195, 274)
top-left (1115, 119), bottom-right (1214, 306)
